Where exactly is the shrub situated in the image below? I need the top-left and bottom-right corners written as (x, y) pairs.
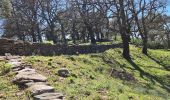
top-left (0, 62), bottom-right (11, 75)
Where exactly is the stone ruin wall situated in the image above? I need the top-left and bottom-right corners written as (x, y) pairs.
top-left (0, 38), bottom-right (122, 56)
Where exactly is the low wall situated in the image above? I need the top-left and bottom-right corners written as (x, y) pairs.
top-left (0, 38), bottom-right (122, 56)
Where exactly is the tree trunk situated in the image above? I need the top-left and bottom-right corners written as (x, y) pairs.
top-left (114, 33), bottom-right (117, 41)
top-left (51, 31), bottom-right (57, 44)
top-left (50, 24), bottom-right (57, 44)
top-left (100, 31), bottom-right (104, 40)
top-left (32, 31), bottom-right (37, 42)
top-left (122, 34), bottom-right (130, 59)
top-left (142, 35), bottom-right (148, 55)
top-left (61, 24), bottom-right (67, 44)
top-left (71, 33), bottom-right (76, 44)
top-left (37, 25), bottom-right (42, 43)
top-left (72, 22), bottom-right (76, 44)
top-left (95, 27), bottom-right (100, 41)
top-left (87, 26), bottom-right (96, 44)
top-left (119, 0), bottom-right (130, 59)
top-left (167, 33), bottom-right (170, 48)
top-left (81, 27), bottom-right (86, 43)
top-left (32, 35), bottom-right (37, 42)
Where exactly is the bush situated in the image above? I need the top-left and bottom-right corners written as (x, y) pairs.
top-left (0, 62), bottom-right (11, 75)
top-left (131, 38), bottom-right (167, 49)
top-left (131, 38), bottom-right (142, 46)
top-left (147, 41), bottom-right (166, 49)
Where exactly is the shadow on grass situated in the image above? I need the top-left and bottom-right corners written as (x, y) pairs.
top-left (127, 59), bottom-right (170, 92)
top-left (147, 55), bottom-right (170, 71)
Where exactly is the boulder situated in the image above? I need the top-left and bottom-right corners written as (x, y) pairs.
top-left (33, 93), bottom-right (64, 100)
top-left (28, 84), bottom-right (54, 96)
top-left (58, 68), bottom-right (70, 77)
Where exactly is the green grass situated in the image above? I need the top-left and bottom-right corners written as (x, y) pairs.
top-left (0, 61), bottom-right (28, 100)
top-left (24, 45), bottom-right (170, 100)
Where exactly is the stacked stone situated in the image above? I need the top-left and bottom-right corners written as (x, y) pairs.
top-left (0, 39), bottom-right (14, 55)
top-left (0, 38), bottom-right (32, 55)
top-left (7, 55), bottom-right (64, 100)
top-left (0, 38), bottom-right (122, 56)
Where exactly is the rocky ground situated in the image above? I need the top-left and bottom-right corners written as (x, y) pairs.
top-left (5, 54), bottom-right (64, 100)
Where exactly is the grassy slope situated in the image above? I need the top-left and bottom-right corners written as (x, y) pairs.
top-left (23, 46), bottom-right (170, 100)
top-left (0, 45), bottom-right (169, 100)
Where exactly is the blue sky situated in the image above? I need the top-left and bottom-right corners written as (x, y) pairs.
top-left (167, 5), bottom-right (170, 15)
top-left (167, 1), bottom-right (170, 15)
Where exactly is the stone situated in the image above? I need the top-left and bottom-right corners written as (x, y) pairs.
top-left (9, 61), bottom-right (22, 67)
top-left (12, 64), bottom-right (32, 71)
top-left (33, 93), bottom-right (64, 100)
top-left (13, 79), bottom-right (34, 84)
top-left (16, 92), bottom-right (24, 96)
top-left (17, 68), bottom-right (35, 74)
top-left (0, 57), bottom-right (5, 61)
top-left (58, 68), bottom-right (70, 77)
top-left (13, 71), bottom-right (47, 84)
top-left (28, 84), bottom-right (54, 96)
top-left (25, 82), bottom-right (48, 87)
top-left (0, 93), bottom-right (4, 98)
top-left (5, 53), bottom-right (12, 58)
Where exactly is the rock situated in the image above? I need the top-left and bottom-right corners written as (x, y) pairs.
top-left (5, 53), bottom-right (12, 58)
top-left (8, 58), bottom-right (23, 68)
top-left (17, 68), bottom-right (35, 74)
top-left (16, 92), bottom-right (24, 96)
top-left (25, 82), bottom-right (48, 87)
top-left (0, 57), bottom-right (5, 61)
top-left (58, 68), bottom-right (70, 77)
top-left (28, 84), bottom-right (54, 96)
top-left (13, 79), bottom-right (34, 84)
top-left (33, 93), bottom-right (64, 100)
top-left (0, 93), bottom-right (4, 98)
top-left (12, 65), bottom-right (31, 72)
top-left (13, 71), bottom-right (47, 84)
top-left (12, 64), bottom-right (32, 69)
top-left (9, 61), bottom-right (22, 67)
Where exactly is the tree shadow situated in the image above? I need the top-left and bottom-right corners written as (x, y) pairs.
top-left (147, 55), bottom-right (170, 71)
top-left (127, 59), bottom-right (170, 92)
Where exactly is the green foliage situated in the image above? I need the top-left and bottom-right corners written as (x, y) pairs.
top-left (131, 38), bottom-right (168, 49)
top-left (0, 62), bottom-right (11, 75)
top-left (131, 38), bottom-right (143, 46)
top-left (0, 0), bottom-right (11, 18)
top-left (43, 40), bottom-right (54, 45)
top-left (0, 61), bottom-right (27, 99)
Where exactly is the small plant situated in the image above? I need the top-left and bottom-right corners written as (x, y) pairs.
top-left (0, 62), bottom-right (11, 76)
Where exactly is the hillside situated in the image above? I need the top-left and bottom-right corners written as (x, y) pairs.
top-left (0, 45), bottom-right (170, 100)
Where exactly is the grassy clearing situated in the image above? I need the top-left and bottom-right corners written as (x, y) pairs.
top-left (24, 46), bottom-right (170, 100)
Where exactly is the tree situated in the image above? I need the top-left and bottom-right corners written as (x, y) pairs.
top-left (0, 0), bottom-right (11, 18)
top-left (130, 0), bottom-right (166, 55)
top-left (108, 0), bottom-right (133, 59)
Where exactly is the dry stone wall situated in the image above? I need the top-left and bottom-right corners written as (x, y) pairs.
top-left (0, 38), bottom-right (122, 56)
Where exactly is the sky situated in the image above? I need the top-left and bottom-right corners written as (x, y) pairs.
top-left (167, 1), bottom-right (170, 15)
top-left (167, 5), bottom-right (170, 15)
